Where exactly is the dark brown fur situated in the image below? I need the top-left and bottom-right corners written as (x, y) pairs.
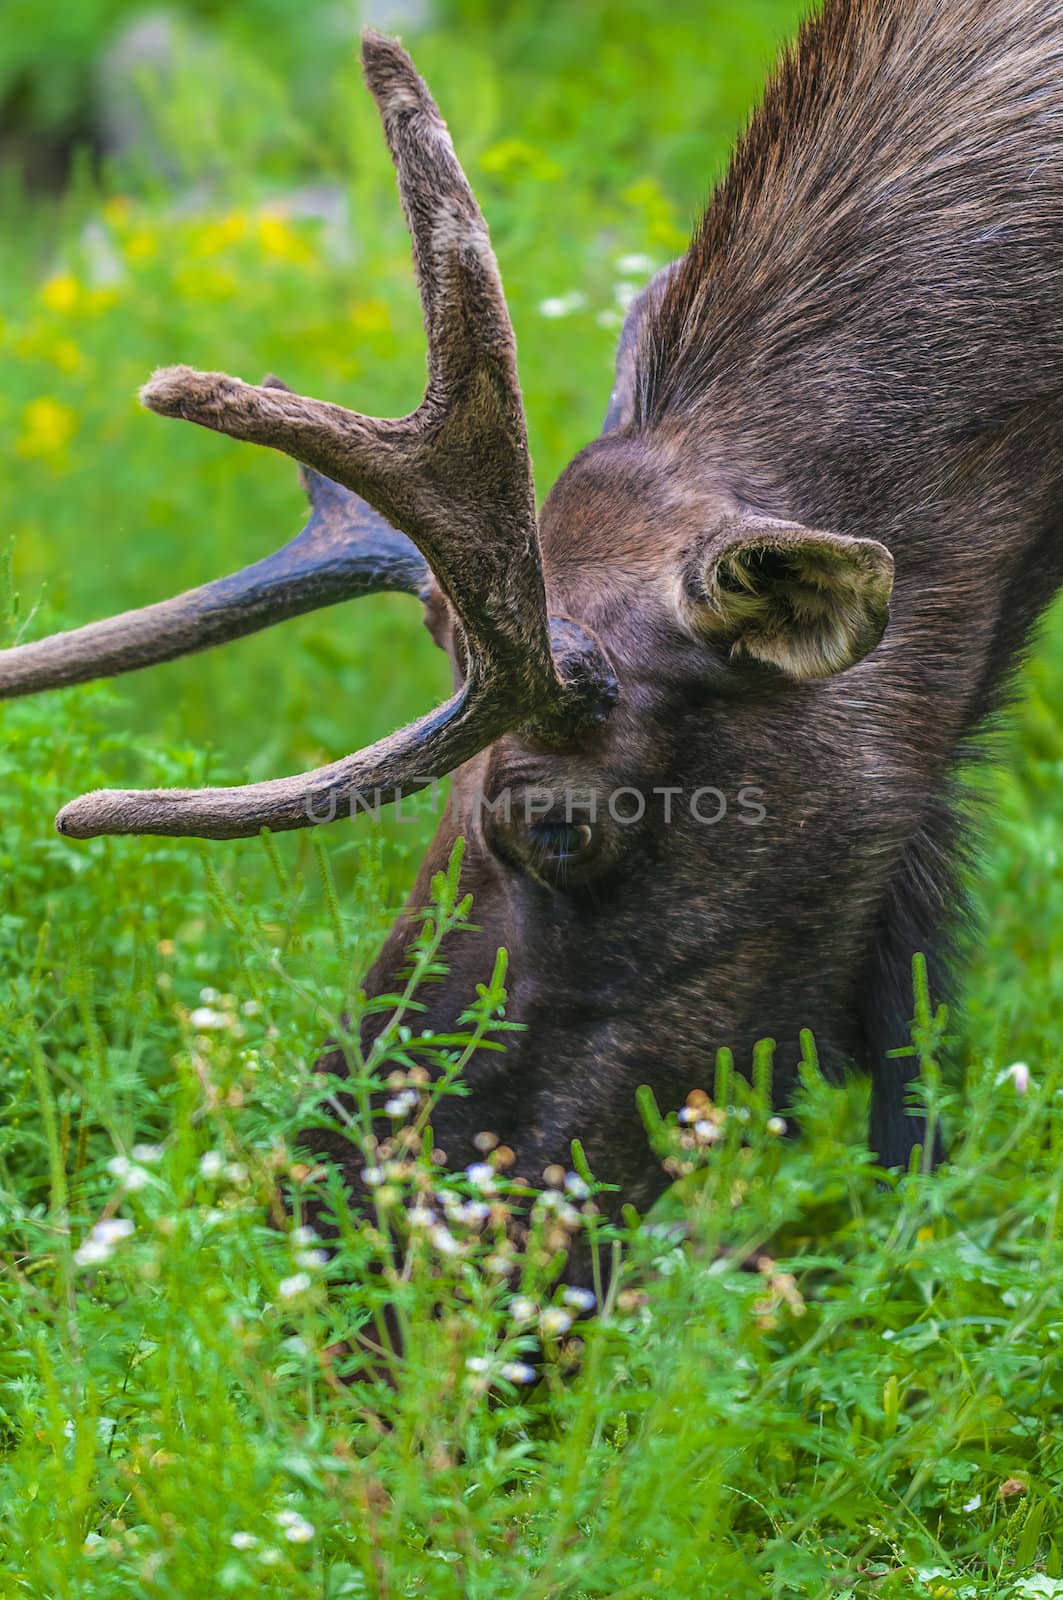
top-left (315, 0), bottom-right (1063, 1201)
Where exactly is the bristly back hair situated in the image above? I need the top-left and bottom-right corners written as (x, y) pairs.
top-left (636, 0), bottom-right (1063, 482)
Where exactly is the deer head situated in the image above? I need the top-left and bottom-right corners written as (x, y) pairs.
top-left (1, 32), bottom-right (919, 1210)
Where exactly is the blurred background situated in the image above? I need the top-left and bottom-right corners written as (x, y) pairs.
top-left (2, 0), bottom-right (1061, 1062)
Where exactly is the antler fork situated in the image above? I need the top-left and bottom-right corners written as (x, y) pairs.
top-left (17, 32), bottom-right (614, 841)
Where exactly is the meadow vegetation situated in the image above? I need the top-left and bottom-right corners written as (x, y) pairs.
top-left (2, 2), bottom-right (1063, 1594)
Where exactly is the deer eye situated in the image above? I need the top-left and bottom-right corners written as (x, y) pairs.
top-left (527, 821), bottom-right (594, 865)
top-left (482, 806), bottom-right (603, 888)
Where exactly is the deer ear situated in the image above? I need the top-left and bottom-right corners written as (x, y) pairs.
top-left (686, 516), bottom-right (894, 680)
top-left (601, 262), bottom-right (679, 434)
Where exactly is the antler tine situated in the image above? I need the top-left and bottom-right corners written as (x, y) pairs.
top-left (140, 32), bottom-right (550, 692)
top-left (50, 33), bottom-right (617, 841)
top-left (0, 444), bottom-right (428, 699)
top-left (362, 31), bottom-right (512, 391)
top-left (56, 685), bottom-right (498, 839)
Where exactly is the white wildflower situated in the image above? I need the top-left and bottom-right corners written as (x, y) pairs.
top-left (93, 1218), bottom-right (134, 1246)
top-left (199, 1151), bottom-right (225, 1179)
top-left (963, 1493), bottom-right (982, 1513)
top-left (106, 1155), bottom-right (150, 1191)
top-left (277, 1272), bottom-right (312, 1300)
top-left (562, 1286), bottom-right (596, 1313)
top-left (407, 1203), bottom-right (434, 1228)
top-left (564, 1171), bottom-right (590, 1199)
top-left (431, 1225), bottom-right (461, 1256)
top-left (766, 1116), bottom-right (788, 1136)
top-left (694, 1119), bottom-right (721, 1143)
top-left (996, 1061), bottom-right (1032, 1094)
top-left (614, 281), bottom-right (640, 311)
top-left (509, 1296), bottom-right (538, 1324)
top-left (616, 252), bottom-right (656, 275)
top-left (540, 1307), bottom-right (573, 1338)
top-left (74, 1217), bottom-right (134, 1267)
top-left (595, 308), bottom-right (623, 329)
top-left (501, 1361), bottom-right (537, 1384)
top-left (465, 1162), bottom-right (496, 1191)
top-left (360, 1165), bottom-right (385, 1187)
top-left (465, 1356), bottom-right (490, 1374)
top-left (189, 1006), bottom-right (229, 1031)
top-left (455, 1200), bottom-right (491, 1227)
top-left (283, 1517), bottom-right (314, 1544)
top-left (296, 1249), bottom-right (328, 1270)
top-left (384, 1089), bottom-right (417, 1117)
top-left (275, 1509), bottom-right (314, 1543)
top-left (131, 1143), bottom-right (163, 1164)
top-left (538, 291), bottom-right (587, 319)
top-left (290, 1225), bottom-right (319, 1246)
top-left (230, 1531), bottom-right (257, 1550)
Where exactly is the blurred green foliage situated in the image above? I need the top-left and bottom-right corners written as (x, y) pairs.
top-left (1, 0), bottom-right (803, 187)
top-left (3, 1), bottom-right (1063, 1594)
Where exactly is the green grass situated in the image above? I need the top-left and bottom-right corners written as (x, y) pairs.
top-left (2, 3), bottom-right (1063, 1595)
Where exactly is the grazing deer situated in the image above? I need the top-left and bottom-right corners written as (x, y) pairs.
top-left (3, 5), bottom-right (1062, 1213)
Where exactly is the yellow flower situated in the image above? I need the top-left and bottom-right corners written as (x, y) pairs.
top-left (350, 299), bottom-right (392, 336)
top-left (49, 338), bottom-right (85, 374)
top-left (620, 177), bottom-right (689, 253)
top-left (907, 1223), bottom-right (937, 1269)
top-left (480, 138), bottom-right (562, 182)
top-left (257, 212), bottom-right (313, 265)
top-left (125, 230), bottom-right (159, 264)
top-left (191, 211), bottom-right (248, 259)
top-left (17, 397), bottom-right (77, 460)
top-left (39, 273), bottom-right (80, 314)
top-left (102, 195), bottom-right (132, 226)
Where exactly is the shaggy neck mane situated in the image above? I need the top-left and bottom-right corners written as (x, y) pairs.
top-left (636, 0), bottom-right (1063, 490)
